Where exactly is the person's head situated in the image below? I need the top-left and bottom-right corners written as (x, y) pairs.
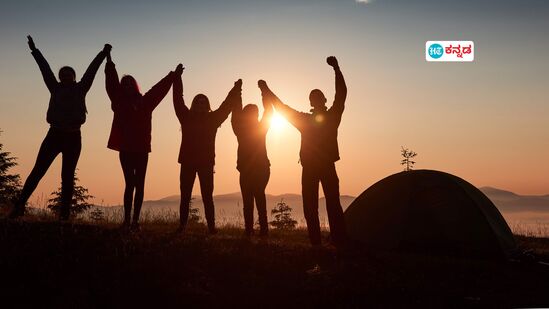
top-left (242, 104), bottom-right (259, 122)
top-left (120, 75), bottom-right (141, 95)
top-left (309, 89), bottom-right (327, 110)
top-left (58, 66), bottom-right (76, 84)
top-left (191, 94), bottom-right (211, 113)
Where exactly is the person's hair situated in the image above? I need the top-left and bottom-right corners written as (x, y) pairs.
top-left (242, 104), bottom-right (258, 115)
top-left (309, 89), bottom-right (326, 103)
top-left (58, 66), bottom-right (76, 79)
top-left (120, 75), bottom-right (141, 95)
top-left (190, 94), bottom-right (211, 112)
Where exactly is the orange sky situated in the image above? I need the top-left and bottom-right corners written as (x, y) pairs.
top-left (1, 0), bottom-right (548, 205)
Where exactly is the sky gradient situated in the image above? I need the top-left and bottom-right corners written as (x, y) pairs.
top-left (1, 0), bottom-right (548, 205)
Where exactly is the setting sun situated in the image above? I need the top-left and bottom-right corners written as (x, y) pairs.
top-left (2, 0), bottom-right (549, 306)
top-left (269, 112), bottom-right (288, 132)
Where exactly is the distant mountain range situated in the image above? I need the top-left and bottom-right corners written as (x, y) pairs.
top-left (90, 187), bottom-right (549, 226)
top-left (138, 193), bottom-right (357, 223)
top-left (126, 187), bottom-right (549, 221)
top-left (479, 187), bottom-right (549, 213)
top-left (142, 187), bottom-right (549, 214)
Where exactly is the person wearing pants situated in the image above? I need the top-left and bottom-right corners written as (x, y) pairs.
top-left (231, 80), bottom-right (273, 236)
top-left (105, 50), bottom-right (179, 229)
top-left (10, 35), bottom-right (110, 220)
top-left (173, 70), bottom-right (239, 234)
top-left (258, 56), bottom-right (348, 247)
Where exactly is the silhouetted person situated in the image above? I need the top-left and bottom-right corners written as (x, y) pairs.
top-left (173, 72), bottom-right (239, 234)
top-left (231, 81), bottom-right (273, 236)
top-left (258, 56), bottom-right (347, 247)
top-left (9, 36), bottom-right (110, 220)
top-left (105, 50), bottom-right (179, 230)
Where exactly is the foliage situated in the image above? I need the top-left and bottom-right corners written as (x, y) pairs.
top-left (1, 222), bottom-right (548, 307)
top-left (89, 207), bottom-right (105, 222)
top-left (0, 130), bottom-right (21, 207)
top-left (401, 146), bottom-right (417, 171)
top-left (189, 197), bottom-right (201, 224)
top-left (269, 200), bottom-right (297, 230)
top-left (47, 173), bottom-right (94, 217)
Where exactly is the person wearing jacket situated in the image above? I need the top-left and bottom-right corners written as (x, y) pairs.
top-left (10, 35), bottom-right (109, 220)
top-left (258, 56), bottom-right (347, 247)
top-left (231, 81), bottom-right (273, 236)
top-left (105, 51), bottom-right (180, 229)
top-left (173, 71), bottom-right (239, 234)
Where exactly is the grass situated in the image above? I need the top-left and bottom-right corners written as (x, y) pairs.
top-left (1, 211), bottom-right (549, 308)
top-left (508, 221), bottom-right (549, 238)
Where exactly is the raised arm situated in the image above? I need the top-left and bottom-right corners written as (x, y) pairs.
top-left (259, 86), bottom-right (274, 131)
top-left (143, 66), bottom-right (177, 111)
top-left (80, 44), bottom-right (111, 93)
top-left (258, 80), bottom-right (304, 130)
top-left (213, 79), bottom-right (241, 127)
top-left (28, 35), bottom-right (57, 92)
top-left (172, 64), bottom-right (188, 122)
top-left (104, 52), bottom-right (120, 106)
top-left (327, 56), bottom-right (347, 114)
top-left (230, 79), bottom-right (244, 135)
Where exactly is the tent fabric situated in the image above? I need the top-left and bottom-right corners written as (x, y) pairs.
top-left (344, 170), bottom-right (516, 259)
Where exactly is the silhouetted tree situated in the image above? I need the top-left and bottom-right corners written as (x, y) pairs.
top-left (47, 173), bottom-right (93, 217)
top-left (0, 130), bottom-right (21, 208)
top-left (270, 200), bottom-right (297, 230)
top-left (401, 147), bottom-right (417, 171)
top-left (189, 197), bottom-right (201, 224)
top-left (89, 207), bottom-right (105, 222)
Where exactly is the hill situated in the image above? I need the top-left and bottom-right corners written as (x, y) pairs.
top-left (479, 186), bottom-right (549, 212)
top-left (97, 193), bottom-right (356, 227)
top-left (82, 187), bottom-right (549, 236)
top-left (138, 188), bottom-right (549, 215)
top-left (1, 220), bottom-right (549, 307)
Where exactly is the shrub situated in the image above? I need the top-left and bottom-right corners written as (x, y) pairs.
top-left (47, 173), bottom-right (94, 217)
top-left (270, 200), bottom-right (297, 230)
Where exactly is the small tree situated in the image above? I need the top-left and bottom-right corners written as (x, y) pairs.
top-left (401, 146), bottom-right (417, 171)
top-left (89, 207), bottom-right (105, 222)
top-left (47, 173), bottom-right (94, 217)
top-left (89, 199), bottom-right (107, 222)
top-left (0, 130), bottom-right (22, 208)
top-left (188, 197), bottom-right (201, 224)
top-left (270, 200), bottom-right (297, 230)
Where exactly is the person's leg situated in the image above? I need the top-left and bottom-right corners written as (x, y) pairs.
top-left (132, 153), bottom-right (149, 226)
top-left (302, 165), bottom-right (321, 245)
top-left (11, 130), bottom-right (60, 217)
top-left (119, 152), bottom-right (136, 226)
top-left (59, 131), bottom-right (82, 220)
top-left (240, 170), bottom-right (255, 235)
top-left (198, 165), bottom-right (216, 233)
top-left (179, 164), bottom-right (196, 230)
top-left (320, 163), bottom-right (346, 247)
top-left (254, 167), bottom-right (270, 236)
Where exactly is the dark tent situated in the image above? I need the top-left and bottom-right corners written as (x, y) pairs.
top-left (344, 170), bottom-right (516, 259)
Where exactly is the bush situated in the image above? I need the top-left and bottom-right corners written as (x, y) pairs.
top-left (47, 174), bottom-right (94, 217)
top-left (0, 130), bottom-right (21, 208)
top-left (269, 200), bottom-right (297, 230)
top-left (189, 197), bottom-right (201, 224)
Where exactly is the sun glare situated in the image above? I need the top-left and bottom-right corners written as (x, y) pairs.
top-left (270, 112), bottom-right (288, 133)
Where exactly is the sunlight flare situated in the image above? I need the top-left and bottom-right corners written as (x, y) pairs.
top-left (270, 112), bottom-right (289, 133)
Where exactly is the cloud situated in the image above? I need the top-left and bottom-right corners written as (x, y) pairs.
top-left (356, 0), bottom-right (374, 3)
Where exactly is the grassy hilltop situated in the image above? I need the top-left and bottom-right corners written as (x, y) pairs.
top-left (1, 217), bottom-right (549, 308)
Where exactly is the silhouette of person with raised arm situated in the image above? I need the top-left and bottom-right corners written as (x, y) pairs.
top-left (105, 50), bottom-right (179, 230)
top-left (173, 71), bottom-right (240, 234)
top-left (258, 56), bottom-right (347, 247)
top-left (9, 36), bottom-right (110, 220)
top-left (231, 80), bottom-right (273, 236)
